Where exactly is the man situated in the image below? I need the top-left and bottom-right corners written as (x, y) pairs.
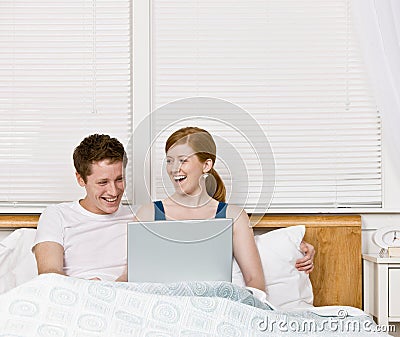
top-left (33, 134), bottom-right (132, 281)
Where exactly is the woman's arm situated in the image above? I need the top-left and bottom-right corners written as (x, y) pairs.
top-left (227, 205), bottom-right (265, 291)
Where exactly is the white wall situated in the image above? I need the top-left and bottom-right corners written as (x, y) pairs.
top-left (362, 214), bottom-right (400, 254)
top-left (361, 107), bottom-right (400, 254)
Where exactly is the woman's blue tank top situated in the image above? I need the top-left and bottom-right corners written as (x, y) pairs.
top-left (153, 200), bottom-right (227, 220)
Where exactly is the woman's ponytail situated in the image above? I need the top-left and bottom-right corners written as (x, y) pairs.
top-left (206, 167), bottom-right (226, 202)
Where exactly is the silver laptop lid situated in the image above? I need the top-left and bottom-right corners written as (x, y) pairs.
top-left (127, 218), bottom-right (233, 283)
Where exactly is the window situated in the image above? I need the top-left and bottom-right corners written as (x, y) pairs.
top-left (146, 0), bottom-right (381, 211)
top-left (0, 0), bottom-right (132, 211)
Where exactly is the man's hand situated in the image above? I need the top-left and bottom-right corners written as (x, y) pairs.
top-left (295, 241), bottom-right (315, 274)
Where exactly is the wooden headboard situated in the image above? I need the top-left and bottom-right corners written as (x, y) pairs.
top-left (0, 215), bottom-right (39, 228)
top-left (251, 215), bottom-right (362, 309)
top-left (0, 214), bottom-right (362, 309)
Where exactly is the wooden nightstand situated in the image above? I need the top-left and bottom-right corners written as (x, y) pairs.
top-left (363, 254), bottom-right (400, 325)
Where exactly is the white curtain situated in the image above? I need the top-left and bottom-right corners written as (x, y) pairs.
top-left (352, 0), bottom-right (400, 169)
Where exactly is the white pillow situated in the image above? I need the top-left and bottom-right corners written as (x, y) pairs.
top-left (232, 225), bottom-right (314, 310)
top-left (0, 228), bottom-right (38, 294)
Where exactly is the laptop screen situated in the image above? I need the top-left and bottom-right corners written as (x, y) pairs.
top-left (127, 218), bottom-right (233, 283)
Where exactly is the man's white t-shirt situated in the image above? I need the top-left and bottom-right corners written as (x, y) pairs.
top-left (33, 201), bottom-right (134, 281)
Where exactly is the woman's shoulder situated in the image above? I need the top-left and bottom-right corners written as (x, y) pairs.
top-left (135, 202), bottom-right (156, 221)
top-left (226, 204), bottom-right (252, 231)
top-left (226, 204), bottom-right (248, 220)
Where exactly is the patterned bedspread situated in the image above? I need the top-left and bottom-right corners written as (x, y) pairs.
top-left (0, 274), bottom-right (390, 336)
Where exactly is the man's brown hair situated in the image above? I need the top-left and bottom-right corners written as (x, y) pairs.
top-left (73, 134), bottom-right (127, 182)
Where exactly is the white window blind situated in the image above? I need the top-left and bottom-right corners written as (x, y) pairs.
top-left (150, 0), bottom-right (381, 211)
top-left (0, 0), bottom-right (132, 209)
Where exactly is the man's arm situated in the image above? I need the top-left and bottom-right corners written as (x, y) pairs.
top-left (34, 241), bottom-right (65, 276)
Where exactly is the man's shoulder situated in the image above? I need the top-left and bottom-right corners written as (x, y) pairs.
top-left (41, 201), bottom-right (76, 216)
top-left (37, 202), bottom-right (77, 230)
top-left (42, 201), bottom-right (76, 214)
top-left (41, 202), bottom-right (135, 222)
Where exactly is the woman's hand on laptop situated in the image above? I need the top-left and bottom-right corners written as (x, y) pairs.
top-left (295, 241), bottom-right (315, 274)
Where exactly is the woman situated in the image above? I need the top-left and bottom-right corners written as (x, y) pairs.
top-left (136, 127), bottom-right (314, 291)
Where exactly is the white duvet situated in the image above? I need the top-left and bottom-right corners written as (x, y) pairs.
top-left (0, 274), bottom-right (390, 337)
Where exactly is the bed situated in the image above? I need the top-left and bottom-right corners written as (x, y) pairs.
top-left (0, 214), bottom-right (389, 336)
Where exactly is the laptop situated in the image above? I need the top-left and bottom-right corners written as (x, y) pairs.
top-left (127, 218), bottom-right (233, 283)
